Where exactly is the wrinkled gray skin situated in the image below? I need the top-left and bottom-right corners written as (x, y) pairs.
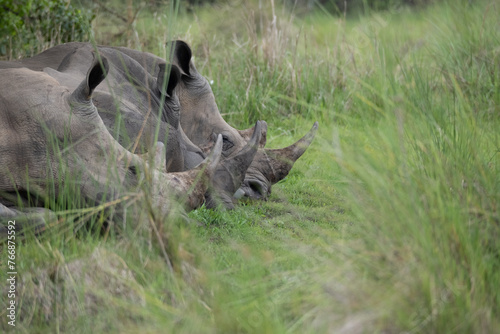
top-left (8, 40), bottom-right (315, 208)
top-left (117, 40), bottom-right (318, 201)
top-left (17, 42), bottom-right (263, 209)
top-left (11, 42), bottom-right (205, 172)
top-left (0, 56), bottom-right (223, 235)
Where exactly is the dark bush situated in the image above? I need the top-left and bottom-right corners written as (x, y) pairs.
top-left (0, 0), bottom-right (93, 59)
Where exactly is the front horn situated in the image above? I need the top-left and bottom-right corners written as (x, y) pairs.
top-left (265, 122), bottom-right (318, 183)
top-left (205, 120), bottom-right (263, 209)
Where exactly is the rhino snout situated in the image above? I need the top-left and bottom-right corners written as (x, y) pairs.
top-left (236, 177), bottom-right (271, 200)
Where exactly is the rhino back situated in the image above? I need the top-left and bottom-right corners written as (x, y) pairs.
top-left (0, 69), bottom-right (67, 190)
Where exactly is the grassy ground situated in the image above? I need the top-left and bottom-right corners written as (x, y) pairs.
top-left (1, 0), bottom-right (499, 332)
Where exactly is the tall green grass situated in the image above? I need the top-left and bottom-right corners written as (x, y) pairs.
top-left (1, 0), bottom-right (498, 332)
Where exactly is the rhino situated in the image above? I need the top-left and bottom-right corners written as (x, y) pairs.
top-left (13, 42), bottom-right (204, 172)
top-left (115, 40), bottom-right (318, 202)
top-left (10, 42), bottom-right (263, 208)
top-left (0, 55), bottom-right (223, 236)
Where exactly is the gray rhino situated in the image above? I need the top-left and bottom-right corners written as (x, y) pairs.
top-left (9, 42), bottom-right (263, 208)
top-left (12, 42), bottom-right (204, 172)
top-left (116, 40), bottom-right (318, 201)
top-left (0, 55), bottom-right (223, 236)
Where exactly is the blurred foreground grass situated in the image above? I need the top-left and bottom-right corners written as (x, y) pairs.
top-left (1, 0), bottom-right (499, 332)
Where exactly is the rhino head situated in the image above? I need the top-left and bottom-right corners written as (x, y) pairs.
top-left (168, 40), bottom-right (318, 203)
top-left (236, 122), bottom-right (318, 199)
top-left (107, 43), bottom-right (264, 209)
top-left (204, 120), bottom-right (262, 209)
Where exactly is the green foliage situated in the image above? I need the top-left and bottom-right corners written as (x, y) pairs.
top-left (0, 0), bottom-right (92, 59)
top-left (180, 0), bottom-right (441, 14)
top-left (318, 0), bottom-right (442, 13)
top-left (1, 0), bottom-right (499, 332)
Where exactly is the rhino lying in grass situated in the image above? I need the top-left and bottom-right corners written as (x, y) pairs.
top-left (115, 40), bottom-right (319, 202)
top-left (10, 42), bottom-right (263, 209)
top-left (0, 55), bottom-right (223, 236)
top-left (0, 40), bottom-right (316, 234)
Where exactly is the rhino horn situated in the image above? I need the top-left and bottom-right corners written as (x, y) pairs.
top-left (205, 121), bottom-right (262, 209)
top-left (174, 134), bottom-right (223, 210)
top-left (238, 120), bottom-right (268, 148)
top-left (70, 53), bottom-right (109, 104)
top-left (224, 120), bottom-right (262, 187)
top-left (265, 122), bottom-right (318, 183)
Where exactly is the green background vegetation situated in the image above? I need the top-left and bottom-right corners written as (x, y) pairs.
top-left (1, 0), bottom-right (499, 333)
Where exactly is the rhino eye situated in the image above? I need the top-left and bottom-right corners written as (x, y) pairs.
top-left (127, 164), bottom-right (145, 185)
top-left (222, 135), bottom-right (234, 151)
top-left (128, 165), bottom-right (138, 175)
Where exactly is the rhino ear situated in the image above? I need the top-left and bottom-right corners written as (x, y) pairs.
top-left (167, 40), bottom-right (192, 76)
top-left (157, 63), bottom-right (181, 97)
top-left (71, 53), bottom-right (109, 102)
top-left (86, 54), bottom-right (109, 98)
